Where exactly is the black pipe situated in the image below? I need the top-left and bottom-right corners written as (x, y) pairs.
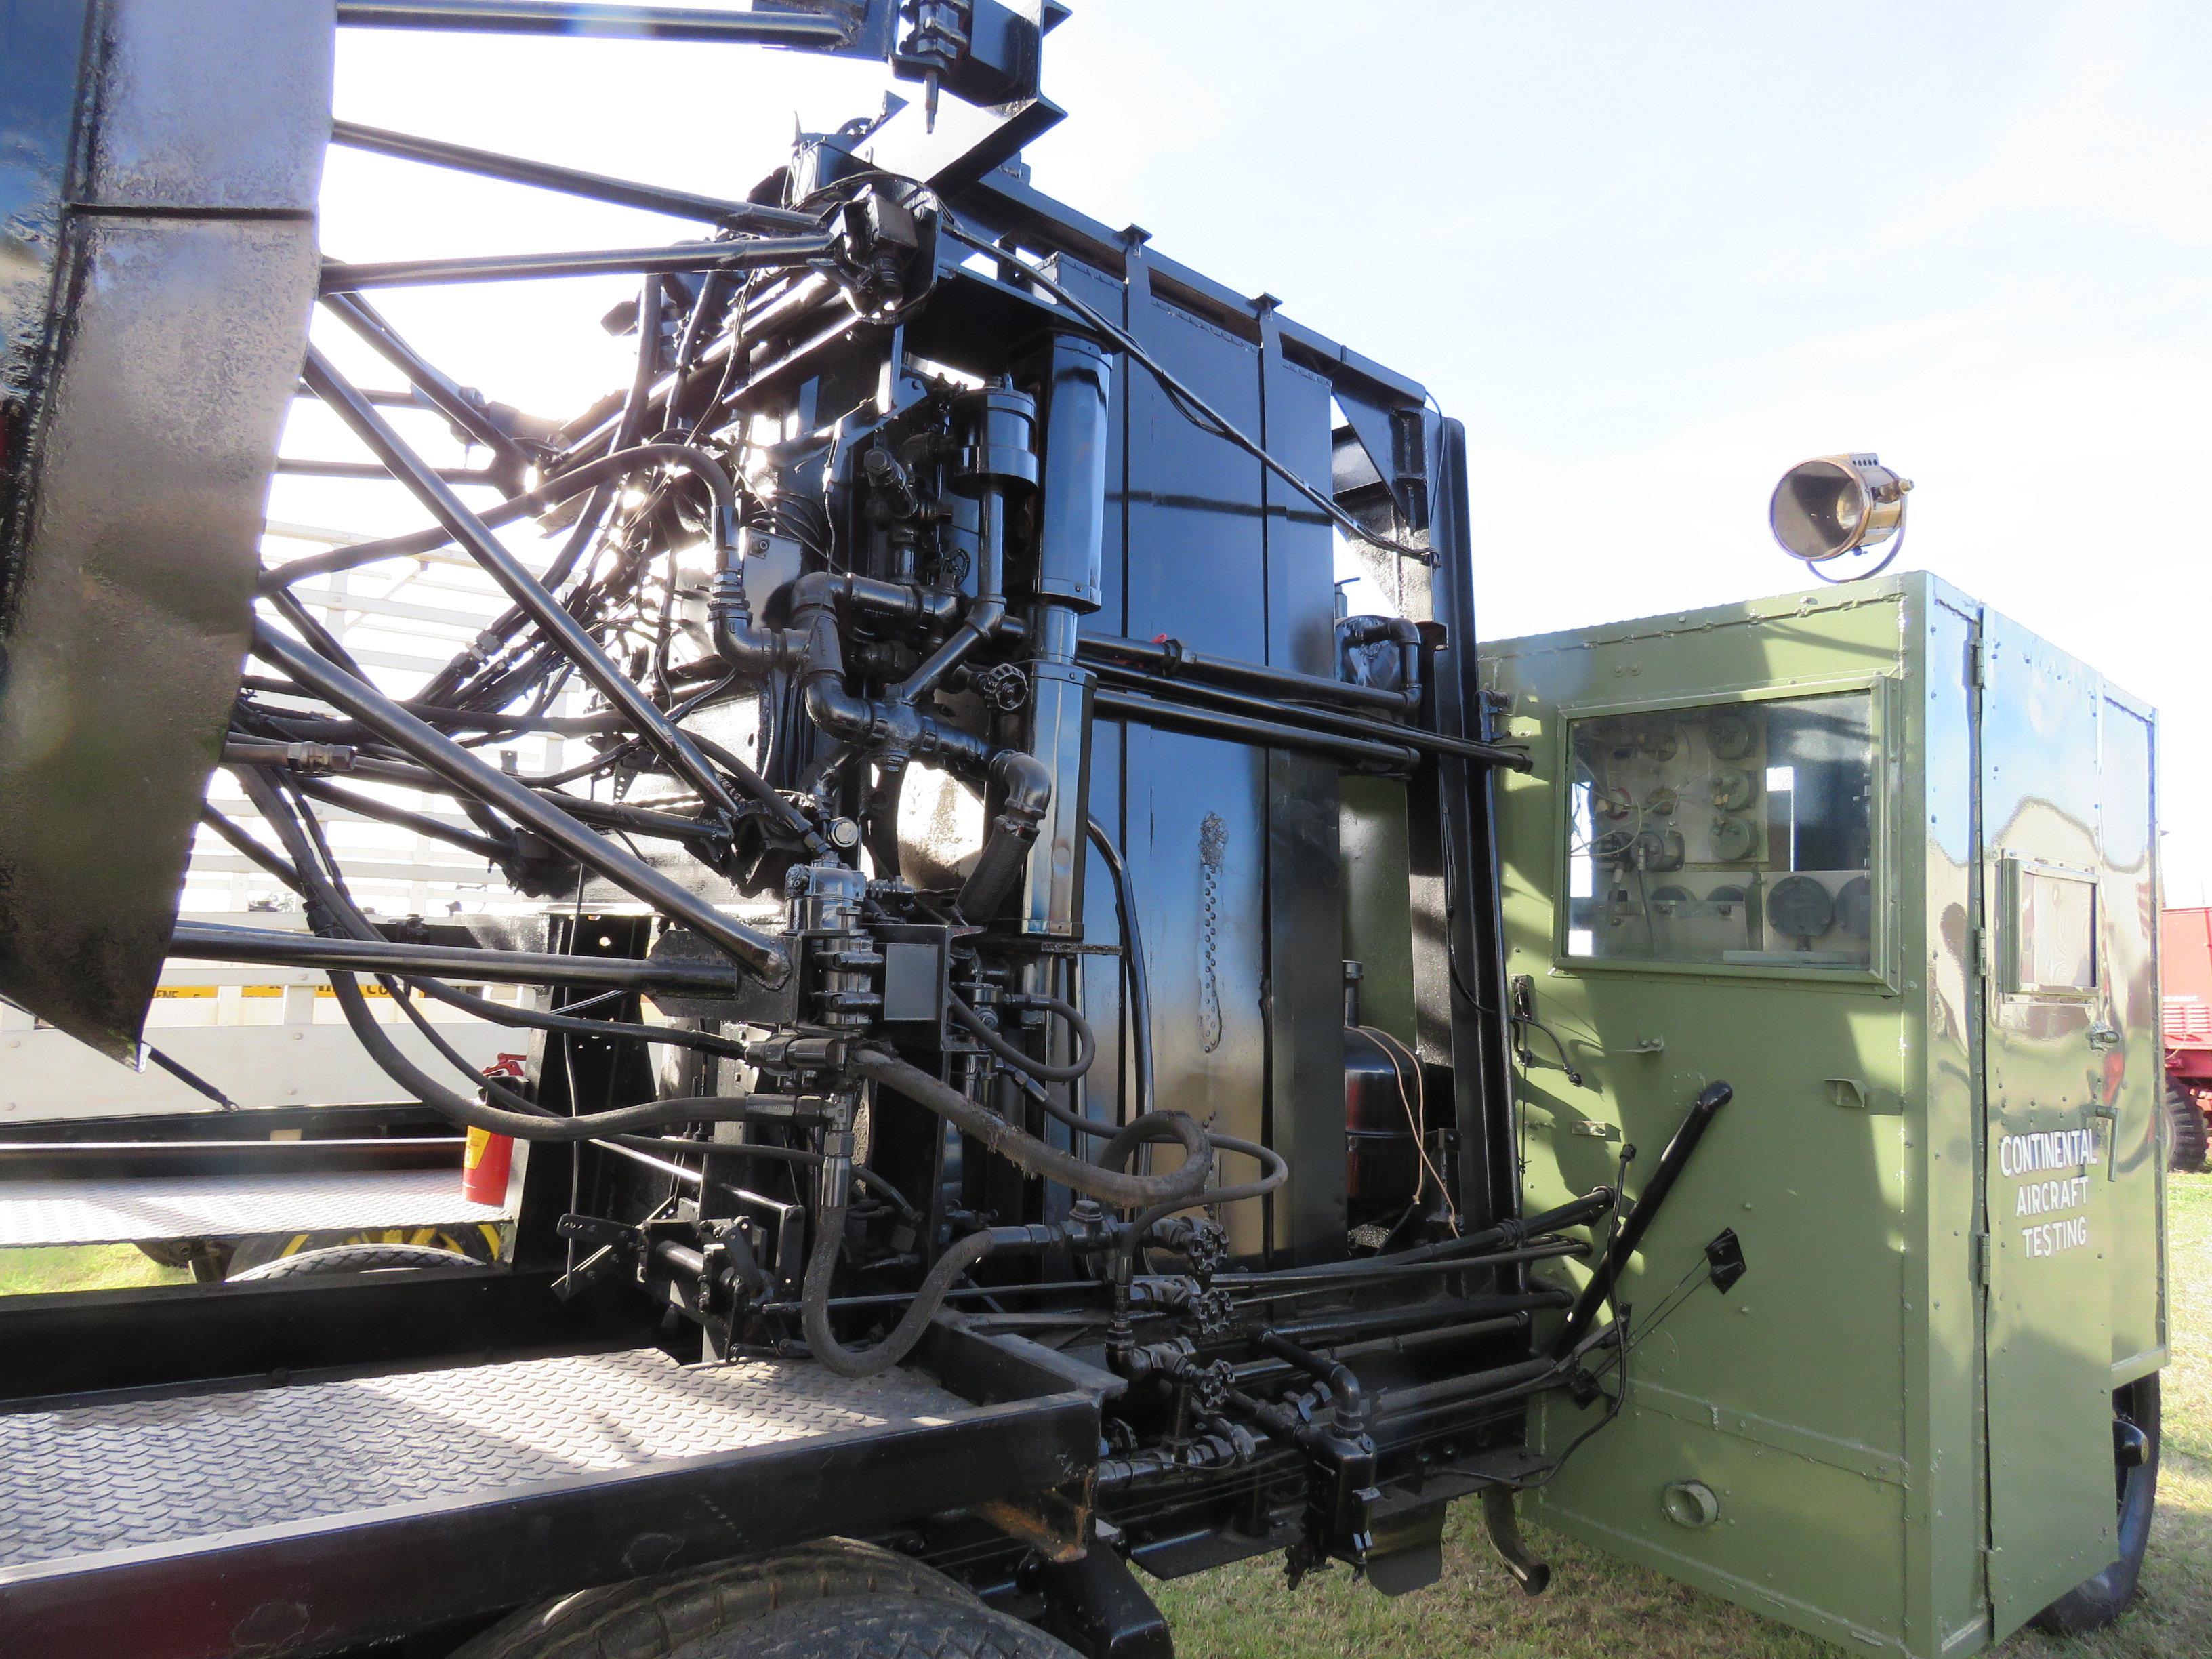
top-left (1257, 1330), bottom-right (1367, 1435)
top-left (287, 776), bottom-right (515, 864)
top-left (1263, 1290), bottom-right (1571, 1349)
top-left (260, 439), bottom-right (739, 590)
top-left (251, 622), bottom-right (790, 981)
top-left (1373, 1355), bottom-right (1559, 1420)
top-left (321, 234), bottom-right (836, 293)
top-left (167, 922), bottom-right (747, 995)
top-left (1092, 662), bottom-right (1531, 773)
top-left (335, 2), bottom-right (851, 43)
top-left (1078, 631), bottom-right (1414, 714)
top-left (1092, 687), bottom-right (1417, 774)
top-left (1553, 1080), bottom-right (1734, 1357)
top-left (300, 349), bottom-right (745, 825)
top-left (231, 746), bottom-right (723, 848)
top-left (330, 119), bottom-right (821, 233)
top-left (321, 291), bottom-right (537, 478)
top-left (275, 459), bottom-right (505, 485)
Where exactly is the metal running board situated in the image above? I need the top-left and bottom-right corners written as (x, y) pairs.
top-left (0, 1327), bottom-right (1099, 1659)
top-left (0, 1349), bottom-right (968, 1570)
top-left (0, 1167), bottom-right (507, 1246)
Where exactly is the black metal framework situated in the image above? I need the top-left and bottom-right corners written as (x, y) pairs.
top-left (0, 9), bottom-right (1697, 1658)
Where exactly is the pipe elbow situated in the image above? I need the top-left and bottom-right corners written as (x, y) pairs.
top-left (988, 747), bottom-right (1053, 822)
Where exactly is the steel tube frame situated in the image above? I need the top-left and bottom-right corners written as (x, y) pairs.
top-left (333, 3), bottom-right (852, 44)
top-left (330, 119), bottom-right (823, 232)
top-left (320, 234), bottom-right (836, 293)
top-left (251, 622), bottom-right (790, 981)
top-left (299, 348), bottom-right (745, 824)
top-left (166, 922), bottom-right (747, 994)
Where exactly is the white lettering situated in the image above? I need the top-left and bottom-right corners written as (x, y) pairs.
top-left (1998, 1128), bottom-right (2101, 1179)
top-left (2020, 1216), bottom-right (2091, 1258)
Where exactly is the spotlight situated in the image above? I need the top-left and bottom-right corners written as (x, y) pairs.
top-left (1769, 453), bottom-right (1912, 565)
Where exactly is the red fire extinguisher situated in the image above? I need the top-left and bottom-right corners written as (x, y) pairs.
top-left (462, 1054), bottom-right (529, 1204)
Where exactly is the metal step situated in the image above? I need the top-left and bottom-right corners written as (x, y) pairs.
top-left (0, 1324), bottom-right (1099, 1659)
top-left (0, 1348), bottom-right (970, 1572)
top-left (0, 1167), bottom-right (507, 1247)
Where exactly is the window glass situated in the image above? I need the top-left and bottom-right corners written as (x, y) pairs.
top-left (1565, 692), bottom-right (1875, 968)
top-left (2015, 865), bottom-right (2096, 992)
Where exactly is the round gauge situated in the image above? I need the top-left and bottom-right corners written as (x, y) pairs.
top-left (1593, 825), bottom-right (1636, 864)
top-left (1595, 785), bottom-right (1635, 821)
top-left (1709, 711), bottom-right (1757, 760)
top-left (1635, 827), bottom-right (1685, 871)
top-left (1649, 884), bottom-right (1692, 908)
top-left (1706, 884), bottom-right (1746, 915)
top-left (1709, 815), bottom-right (1756, 862)
top-left (1709, 769), bottom-right (1755, 811)
top-left (1837, 874), bottom-right (1873, 940)
top-left (1769, 874), bottom-right (1837, 941)
top-left (1646, 786), bottom-right (1678, 817)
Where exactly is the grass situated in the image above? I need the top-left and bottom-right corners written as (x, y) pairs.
top-left (0, 1244), bottom-right (188, 1297)
top-left (1153, 1172), bottom-right (2212, 1658)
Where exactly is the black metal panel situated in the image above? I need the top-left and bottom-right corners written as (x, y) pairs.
top-left (0, 1), bottom-right (330, 1057)
top-left (1258, 308), bottom-right (1348, 1263)
top-left (1120, 266), bottom-right (1275, 1254)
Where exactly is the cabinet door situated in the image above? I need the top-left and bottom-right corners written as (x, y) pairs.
top-left (1977, 611), bottom-right (2118, 1635)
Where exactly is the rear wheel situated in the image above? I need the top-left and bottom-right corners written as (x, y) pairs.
top-left (2168, 1083), bottom-right (2209, 1173)
top-left (447, 1538), bottom-right (1080, 1659)
top-left (2031, 1374), bottom-right (2160, 1634)
top-left (226, 1222), bottom-right (501, 1278)
top-left (228, 1242), bottom-right (480, 1282)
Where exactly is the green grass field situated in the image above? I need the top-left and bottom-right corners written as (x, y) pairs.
top-left (1155, 1172), bottom-right (2212, 1659)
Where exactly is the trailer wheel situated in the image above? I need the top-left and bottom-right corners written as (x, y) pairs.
top-left (447, 1538), bottom-right (1079, 1659)
top-left (2031, 1375), bottom-right (2160, 1634)
top-left (226, 1223), bottom-right (501, 1277)
top-left (228, 1243), bottom-right (480, 1281)
top-left (2167, 1083), bottom-right (2209, 1174)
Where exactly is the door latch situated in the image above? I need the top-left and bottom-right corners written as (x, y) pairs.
top-left (2087, 1023), bottom-right (2121, 1051)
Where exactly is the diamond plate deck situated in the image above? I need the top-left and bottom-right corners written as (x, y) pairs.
top-left (0, 1168), bottom-right (509, 1246)
top-left (0, 1349), bottom-right (972, 1570)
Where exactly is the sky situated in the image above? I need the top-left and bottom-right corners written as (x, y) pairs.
top-left (307, 1), bottom-right (2212, 895)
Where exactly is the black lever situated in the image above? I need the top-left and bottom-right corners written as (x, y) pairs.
top-left (1552, 1080), bottom-right (1733, 1356)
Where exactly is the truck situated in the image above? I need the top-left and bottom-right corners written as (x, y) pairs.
top-left (0, 6), bottom-right (2170, 1658)
top-left (2160, 907), bottom-right (2212, 1171)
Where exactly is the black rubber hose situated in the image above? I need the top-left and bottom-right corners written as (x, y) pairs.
top-left (802, 1205), bottom-right (995, 1378)
top-left (947, 992), bottom-right (1095, 1083)
top-left (1086, 816), bottom-right (1155, 1122)
top-left (851, 1048), bottom-right (1211, 1209)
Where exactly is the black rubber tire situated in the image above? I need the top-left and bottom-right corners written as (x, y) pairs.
top-left (445, 1538), bottom-right (1076, 1659)
top-left (2031, 1374), bottom-right (2160, 1634)
top-left (228, 1242), bottom-right (480, 1282)
top-left (227, 1221), bottom-right (502, 1277)
top-left (2168, 1083), bottom-right (2209, 1174)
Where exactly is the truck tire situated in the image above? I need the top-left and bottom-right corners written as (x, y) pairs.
top-left (2168, 1084), bottom-right (2209, 1174)
top-left (227, 1223), bottom-right (502, 1277)
top-left (447, 1538), bottom-right (1080, 1659)
top-left (2031, 1375), bottom-right (2160, 1634)
top-left (228, 1243), bottom-right (480, 1281)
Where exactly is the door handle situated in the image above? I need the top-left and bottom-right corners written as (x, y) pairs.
top-left (2093, 1103), bottom-right (2120, 1181)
